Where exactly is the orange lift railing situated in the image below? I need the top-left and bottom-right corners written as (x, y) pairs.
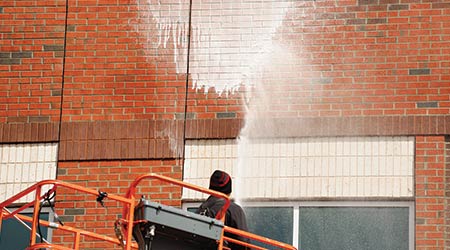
top-left (0, 173), bottom-right (297, 250)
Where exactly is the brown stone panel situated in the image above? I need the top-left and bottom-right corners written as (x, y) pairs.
top-left (445, 116), bottom-right (450, 134)
top-left (177, 120), bottom-right (185, 141)
top-left (0, 124), bottom-right (4, 142)
top-left (64, 141), bottom-right (74, 160)
top-left (339, 117), bottom-right (354, 136)
top-left (57, 116), bottom-right (450, 160)
top-left (202, 120), bottom-right (209, 138)
top-left (37, 123), bottom-right (46, 141)
top-left (399, 116), bottom-right (409, 136)
top-left (9, 123), bottom-right (18, 142)
top-left (104, 140), bottom-right (114, 159)
top-left (135, 139), bottom-right (144, 159)
top-left (194, 119), bottom-right (204, 138)
top-left (155, 140), bottom-right (164, 158)
top-left (349, 117), bottom-right (363, 136)
top-left (183, 116), bottom-right (450, 139)
top-left (148, 139), bottom-right (156, 158)
top-left (0, 123), bottom-right (59, 143)
top-left (437, 116), bottom-right (445, 134)
top-left (429, 116), bottom-right (437, 135)
top-left (148, 120), bottom-right (156, 138)
top-left (391, 116), bottom-right (401, 135)
top-left (16, 123), bottom-right (24, 141)
top-left (59, 120), bottom-right (184, 160)
top-left (382, 116), bottom-right (394, 136)
top-left (211, 119), bottom-right (220, 138)
top-left (326, 117), bottom-right (339, 136)
top-left (414, 116), bottom-right (423, 135)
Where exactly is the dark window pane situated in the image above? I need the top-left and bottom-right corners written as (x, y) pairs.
top-left (244, 207), bottom-right (293, 249)
top-left (299, 207), bottom-right (409, 250)
top-left (0, 212), bottom-right (49, 249)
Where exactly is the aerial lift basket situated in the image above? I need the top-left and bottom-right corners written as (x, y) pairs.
top-left (0, 173), bottom-right (297, 250)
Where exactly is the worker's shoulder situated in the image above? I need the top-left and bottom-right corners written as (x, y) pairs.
top-left (228, 201), bottom-right (245, 213)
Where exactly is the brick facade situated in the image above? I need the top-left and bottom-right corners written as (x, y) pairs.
top-left (52, 160), bottom-right (182, 248)
top-left (445, 136), bottom-right (450, 249)
top-left (1, 0), bottom-right (450, 249)
top-left (416, 136), bottom-right (446, 249)
top-left (0, 0), bottom-right (65, 124)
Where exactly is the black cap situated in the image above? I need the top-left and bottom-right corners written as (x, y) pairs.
top-left (209, 170), bottom-right (232, 195)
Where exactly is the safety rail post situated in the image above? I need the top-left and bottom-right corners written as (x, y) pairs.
top-left (73, 232), bottom-right (80, 249)
top-left (30, 184), bottom-right (42, 245)
top-left (124, 195), bottom-right (135, 250)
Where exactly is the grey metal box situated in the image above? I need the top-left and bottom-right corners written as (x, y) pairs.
top-left (133, 199), bottom-right (224, 250)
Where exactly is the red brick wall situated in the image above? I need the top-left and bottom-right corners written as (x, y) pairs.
top-left (0, 0), bottom-right (65, 124)
top-left (8, 0), bottom-right (446, 123)
top-left (63, 1), bottom-right (184, 122)
top-left (52, 160), bottom-right (182, 249)
top-left (416, 136), bottom-right (446, 249)
top-left (1, 1), bottom-right (450, 142)
top-left (274, 1), bottom-right (450, 117)
top-left (2, 1), bottom-right (450, 144)
top-left (1, 0), bottom-right (450, 249)
top-left (0, 0), bottom-right (65, 143)
top-left (445, 136), bottom-right (450, 250)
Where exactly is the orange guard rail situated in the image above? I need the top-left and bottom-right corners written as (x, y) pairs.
top-left (0, 173), bottom-right (297, 250)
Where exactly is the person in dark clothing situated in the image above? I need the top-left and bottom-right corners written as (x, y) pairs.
top-left (197, 170), bottom-right (249, 250)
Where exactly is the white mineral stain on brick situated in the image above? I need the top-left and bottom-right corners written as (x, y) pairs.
top-left (138, 0), bottom-right (295, 95)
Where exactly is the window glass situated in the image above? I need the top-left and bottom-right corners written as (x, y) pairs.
top-left (298, 207), bottom-right (409, 250)
top-left (244, 207), bottom-right (293, 249)
top-left (0, 212), bottom-right (50, 249)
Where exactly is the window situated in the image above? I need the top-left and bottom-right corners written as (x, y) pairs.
top-left (182, 137), bottom-right (415, 249)
top-left (298, 206), bottom-right (410, 250)
top-left (183, 201), bottom-right (414, 250)
top-left (0, 208), bottom-right (53, 249)
top-left (245, 206), bottom-right (293, 249)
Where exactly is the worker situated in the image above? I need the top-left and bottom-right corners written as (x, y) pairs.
top-left (196, 170), bottom-right (249, 250)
